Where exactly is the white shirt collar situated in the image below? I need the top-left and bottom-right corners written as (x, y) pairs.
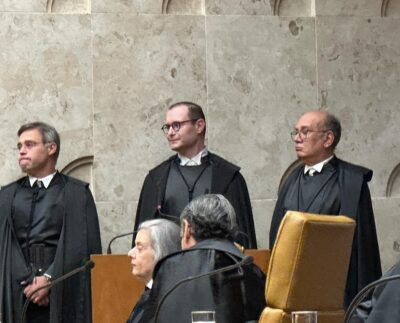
top-left (178, 148), bottom-right (208, 166)
top-left (304, 155), bottom-right (334, 175)
top-left (29, 171), bottom-right (57, 189)
top-left (146, 279), bottom-right (153, 289)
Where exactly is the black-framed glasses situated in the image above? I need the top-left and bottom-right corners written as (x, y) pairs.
top-left (290, 129), bottom-right (330, 141)
top-left (161, 119), bottom-right (197, 135)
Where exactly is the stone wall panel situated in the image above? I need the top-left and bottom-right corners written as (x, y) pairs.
top-left (96, 201), bottom-right (137, 254)
top-left (252, 199), bottom-right (277, 248)
top-left (373, 197), bottom-right (400, 271)
top-left (0, 13), bottom-right (93, 185)
top-left (206, 16), bottom-right (317, 200)
top-left (51, 0), bottom-right (89, 13)
top-left (385, 0), bottom-right (400, 17)
top-left (277, 0), bottom-right (312, 17)
top-left (315, 0), bottom-right (381, 16)
top-left (165, 0), bottom-right (204, 15)
top-left (93, 14), bottom-right (207, 202)
top-left (92, 0), bottom-right (163, 14)
top-left (206, 0), bottom-right (272, 15)
top-left (317, 16), bottom-right (400, 197)
top-left (0, 0), bottom-right (47, 12)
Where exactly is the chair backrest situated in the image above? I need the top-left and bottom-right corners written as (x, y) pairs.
top-left (244, 249), bottom-right (271, 275)
top-left (260, 211), bottom-right (355, 323)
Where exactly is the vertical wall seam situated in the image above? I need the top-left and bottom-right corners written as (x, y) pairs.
top-left (204, 13), bottom-right (209, 145)
top-left (90, 12), bottom-right (96, 197)
top-left (314, 15), bottom-right (319, 108)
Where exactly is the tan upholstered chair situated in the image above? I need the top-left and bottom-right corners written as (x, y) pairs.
top-left (259, 211), bottom-right (355, 323)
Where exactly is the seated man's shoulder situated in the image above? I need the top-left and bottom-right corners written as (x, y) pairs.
top-left (154, 248), bottom-right (209, 275)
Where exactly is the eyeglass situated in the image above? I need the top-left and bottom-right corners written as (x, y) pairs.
top-left (16, 140), bottom-right (45, 151)
top-left (290, 128), bottom-right (330, 141)
top-left (161, 119), bottom-right (197, 135)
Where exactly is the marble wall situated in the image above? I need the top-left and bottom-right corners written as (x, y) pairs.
top-left (1, 0), bottom-right (400, 271)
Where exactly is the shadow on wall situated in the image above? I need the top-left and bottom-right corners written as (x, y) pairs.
top-left (61, 156), bottom-right (94, 188)
top-left (47, 0), bottom-right (89, 13)
top-left (162, 0), bottom-right (204, 14)
top-left (386, 162), bottom-right (400, 197)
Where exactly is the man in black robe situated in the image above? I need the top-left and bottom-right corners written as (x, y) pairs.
top-left (133, 101), bottom-right (256, 248)
top-left (350, 260), bottom-right (400, 323)
top-left (269, 111), bottom-right (381, 308)
top-left (0, 122), bottom-right (102, 323)
top-left (139, 194), bottom-right (266, 323)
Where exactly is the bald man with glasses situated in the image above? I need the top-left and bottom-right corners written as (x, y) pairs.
top-left (133, 101), bottom-right (257, 249)
top-left (269, 110), bottom-right (381, 308)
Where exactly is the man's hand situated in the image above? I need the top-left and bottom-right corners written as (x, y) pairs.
top-left (24, 276), bottom-right (50, 306)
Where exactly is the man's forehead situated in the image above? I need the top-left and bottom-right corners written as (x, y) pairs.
top-left (166, 105), bottom-right (190, 120)
top-left (296, 112), bottom-right (324, 128)
top-left (18, 128), bottom-right (42, 141)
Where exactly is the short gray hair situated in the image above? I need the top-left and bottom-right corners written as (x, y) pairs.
top-left (138, 219), bottom-right (181, 262)
top-left (180, 194), bottom-right (237, 241)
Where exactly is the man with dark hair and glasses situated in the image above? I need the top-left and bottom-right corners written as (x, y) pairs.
top-left (269, 110), bottom-right (381, 308)
top-left (0, 122), bottom-right (101, 323)
top-left (133, 101), bottom-right (257, 248)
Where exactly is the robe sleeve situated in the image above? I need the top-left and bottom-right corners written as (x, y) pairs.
top-left (345, 181), bottom-right (382, 307)
top-left (85, 186), bottom-right (102, 255)
top-left (356, 182), bottom-right (382, 289)
top-left (133, 173), bottom-right (159, 246)
top-left (225, 172), bottom-right (257, 249)
top-left (44, 186), bottom-right (101, 277)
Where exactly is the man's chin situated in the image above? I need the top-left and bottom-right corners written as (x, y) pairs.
top-left (295, 152), bottom-right (304, 159)
top-left (19, 165), bottom-right (29, 173)
top-left (169, 145), bottom-right (180, 152)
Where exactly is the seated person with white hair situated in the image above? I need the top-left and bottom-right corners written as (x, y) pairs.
top-left (139, 194), bottom-right (266, 323)
top-left (127, 219), bottom-right (181, 323)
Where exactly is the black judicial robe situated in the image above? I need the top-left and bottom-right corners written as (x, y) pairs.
top-left (269, 156), bottom-right (382, 308)
top-left (350, 261), bottom-right (400, 323)
top-left (139, 239), bottom-right (266, 323)
top-left (0, 174), bottom-right (102, 323)
top-left (126, 287), bottom-right (150, 323)
top-left (133, 153), bottom-right (257, 248)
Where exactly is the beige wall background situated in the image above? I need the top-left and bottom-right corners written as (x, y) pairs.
top-left (1, 0), bottom-right (400, 271)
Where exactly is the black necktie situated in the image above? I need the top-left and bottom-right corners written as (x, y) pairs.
top-left (127, 288), bottom-right (151, 323)
top-left (25, 180), bottom-right (43, 263)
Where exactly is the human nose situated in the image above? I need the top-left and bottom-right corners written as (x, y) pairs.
top-left (128, 248), bottom-right (136, 258)
top-left (294, 132), bottom-right (303, 143)
top-left (18, 145), bottom-right (27, 154)
top-left (167, 126), bottom-right (176, 136)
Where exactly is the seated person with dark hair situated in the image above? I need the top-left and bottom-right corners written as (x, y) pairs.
top-left (127, 219), bottom-right (181, 323)
top-left (350, 260), bottom-right (400, 323)
top-left (139, 194), bottom-right (266, 323)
